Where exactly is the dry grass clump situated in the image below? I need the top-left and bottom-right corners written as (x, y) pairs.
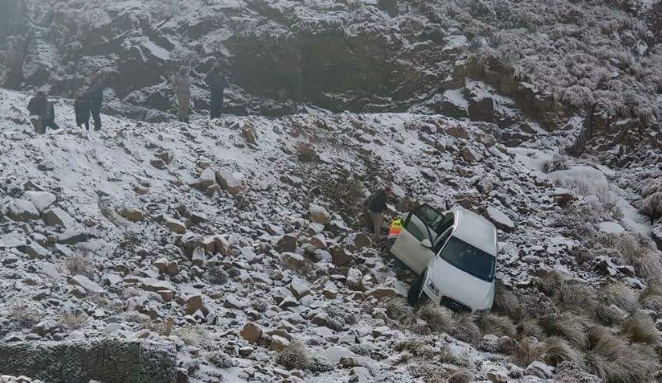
top-left (622, 312), bottom-right (659, 345)
top-left (614, 233), bottom-right (662, 280)
top-left (64, 252), bottom-right (94, 277)
top-left (447, 369), bottom-right (474, 383)
top-left (640, 192), bottom-right (662, 222)
top-left (275, 341), bottom-right (310, 370)
top-left (516, 317), bottom-right (545, 340)
top-left (450, 312), bottom-right (482, 344)
top-left (393, 339), bottom-right (436, 359)
top-left (539, 313), bottom-right (590, 349)
top-left (599, 283), bottom-right (639, 314)
top-left (477, 314), bottom-right (517, 338)
top-left (592, 303), bottom-right (627, 327)
top-left (8, 303), bottom-right (41, 328)
top-left (639, 283), bottom-right (662, 311)
top-left (419, 304), bottom-right (455, 334)
top-left (58, 311), bottom-right (87, 329)
top-left (542, 336), bottom-right (584, 368)
top-left (493, 283), bottom-right (523, 321)
top-left (175, 325), bottom-right (209, 347)
top-left (500, 336), bottom-right (544, 366)
top-left (554, 281), bottom-right (597, 314)
top-left (385, 297), bottom-right (414, 322)
top-left (583, 326), bottom-right (659, 383)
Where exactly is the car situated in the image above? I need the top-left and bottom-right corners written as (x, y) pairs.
top-left (389, 204), bottom-right (498, 314)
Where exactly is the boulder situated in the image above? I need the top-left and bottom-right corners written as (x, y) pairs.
top-left (484, 207), bottom-right (515, 232)
top-left (184, 295), bottom-right (209, 316)
top-left (331, 246), bottom-right (353, 267)
top-left (460, 146), bottom-right (481, 163)
top-left (213, 235), bottom-right (232, 256)
top-left (289, 277), bottom-right (311, 299)
top-left (44, 208), bottom-right (77, 229)
top-left (344, 233), bottom-right (372, 251)
top-left (6, 199), bottom-right (40, 222)
top-left (119, 207), bottom-right (146, 222)
top-left (57, 229), bottom-right (88, 245)
top-left (69, 275), bottom-right (105, 295)
top-left (240, 323), bottom-right (263, 344)
top-left (277, 234), bottom-right (298, 253)
top-left (242, 125), bottom-right (258, 145)
top-left (280, 252), bottom-right (308, 272)
top-left (308, 204), bottom-right (330, 225)
top-left (194, 168), bottom-right (217, 190)
top-left (525, 361), bottom-right (554, 379)
top-left (23, 191), bottom-right (56, 212)
top-left (164, 218), bottom-right (187, 234)
top-left (346, 269), bottom-right (363, 290)
top-left (215, 170), bottom-right (245, 195)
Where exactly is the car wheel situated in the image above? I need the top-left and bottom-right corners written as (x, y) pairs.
top-left (407, 270), bottom-right (427, 306)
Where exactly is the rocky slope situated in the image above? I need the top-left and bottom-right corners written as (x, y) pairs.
top-left (1, 88), bottom-right (661, 383)
top-left (1, 0), bottom-right (660, 151)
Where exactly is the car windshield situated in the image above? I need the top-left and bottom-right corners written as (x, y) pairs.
top-left (440, 237), bottom-right (495, 282)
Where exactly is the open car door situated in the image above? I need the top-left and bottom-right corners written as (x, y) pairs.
top-left (391, 204), bottom-right (446, 274)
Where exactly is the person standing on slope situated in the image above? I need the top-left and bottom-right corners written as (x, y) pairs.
top-left (366, 187), bottom-right (395, 237)
top-left (85, 71), bottom-right (107, 130)
top-left (27, 91), bottom-right (60, 133)
top-left (74, 91), bottom-right (91, 130)
top-left (173, 65), bottom-right (191, 123)
top-left (205, 63), bottom-right (226, 119)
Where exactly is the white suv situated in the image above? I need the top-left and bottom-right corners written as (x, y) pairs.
top-left (390, 205), bottom-right (498, 313)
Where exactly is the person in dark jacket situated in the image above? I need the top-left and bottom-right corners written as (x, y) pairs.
top-left (366, 187), bottom-right (395, 236)
top-left (205, 63), bottom-right (226, 119)
top-left (27, 91), bottom-right (59, 133)
top-left (74, 92), bottom-right (91, 130)
top-left (85, 71), bottom-right (107, 130)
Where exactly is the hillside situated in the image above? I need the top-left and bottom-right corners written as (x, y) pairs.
top-left (0, 88), bottom-right (661, 382)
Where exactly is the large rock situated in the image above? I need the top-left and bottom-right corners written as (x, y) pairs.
top-left (240, 323), bottom-right (263, 344)
top-left (308, 204), bottom-right (330, 225)
top-left (23, 191), bottom-right (56, 213)
top-left (164, 217), bottom-right (187, 234)
top-left (484, 207), bottom-right (515, 232)
top-left (194, 168), bottom-right (217, 190)
top-left (70, 275), bottom-right (105, 295)
top-left (44, 208), bottom-right (77, 229)
top-left (277, 234), bottom-right (298, 253)
top-left (331, 246), bottom-right (353, 267)
top-left (0, 340), bottom-right (176, 383)
top-left (215, 170), bottom-right (245, 195)
top-left (6, 199), bottom-right (40, 222)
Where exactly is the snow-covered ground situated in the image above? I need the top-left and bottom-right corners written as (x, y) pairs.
top-left (0, 88), bottom-right (660, 382)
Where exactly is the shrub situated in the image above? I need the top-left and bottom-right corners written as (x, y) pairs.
top-left (208, 350), bottom-right (233, 368)
top-left (385, 297), bottom-right (413, 321)
top-left (583, 326), bottom-right (659, 383)
top-left (478, 314), bottom-right (517, 338)
top-left (8, 303), bottom-right (41, 328)
top-left (494, 283), bottom-right (523, 321)
top-left (622, 312), bottom-right (659, 345)
top-left (64, 252), bottom-right (94, 277)
top-left (275, 341), bottom-right (310, 370)
top-left (447, 369), bottom-right (474, 383)
top-left (599, 283), bottom-right (639, 314)
top-left (451, 313), bottom-right (482, 344)
top-left (554, 281), bottom-right (597, 314)
top-left (394, 339), bottom-right (436, 359)
top-left (542, 336), bottom-right (583, 367)
top-left (501, 336), bottom-right (544, 366)
top-left (419, 304), bottom-right (455, 333)
top-left (539, 313), bottom-right (590, 349)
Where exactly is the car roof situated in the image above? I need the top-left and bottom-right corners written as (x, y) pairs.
top-left (452, 208), bottom-right (498, 256)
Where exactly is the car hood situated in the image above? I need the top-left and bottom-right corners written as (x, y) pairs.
top-left (429, 258), bottom-right (495, 310)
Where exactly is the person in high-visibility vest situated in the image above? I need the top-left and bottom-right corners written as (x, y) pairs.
top-left (366, 187), bottom-right (395, 237)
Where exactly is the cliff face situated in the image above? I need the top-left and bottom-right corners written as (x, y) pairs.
top-left (0, 0), bottom-right (660, 151)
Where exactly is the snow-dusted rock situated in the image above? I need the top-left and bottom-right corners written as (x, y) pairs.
top-left (23, 191), bottom-right (56, 213)
top-left (6, 199), bottom-right (40, 222)
top-left (484, 206), bottom-right (515, 232)
top-left (44, 208), bottom-right (77, 229)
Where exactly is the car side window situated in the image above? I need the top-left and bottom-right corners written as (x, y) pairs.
top-left (405, 214), bottom-right (428, 242)
top-left (436, 212), bottom-right (454, 234)
top-left (434, 228), bottom-right (453, 252)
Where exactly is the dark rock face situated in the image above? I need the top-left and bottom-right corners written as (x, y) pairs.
top-left (0, 340), bottom-right (177, 383)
